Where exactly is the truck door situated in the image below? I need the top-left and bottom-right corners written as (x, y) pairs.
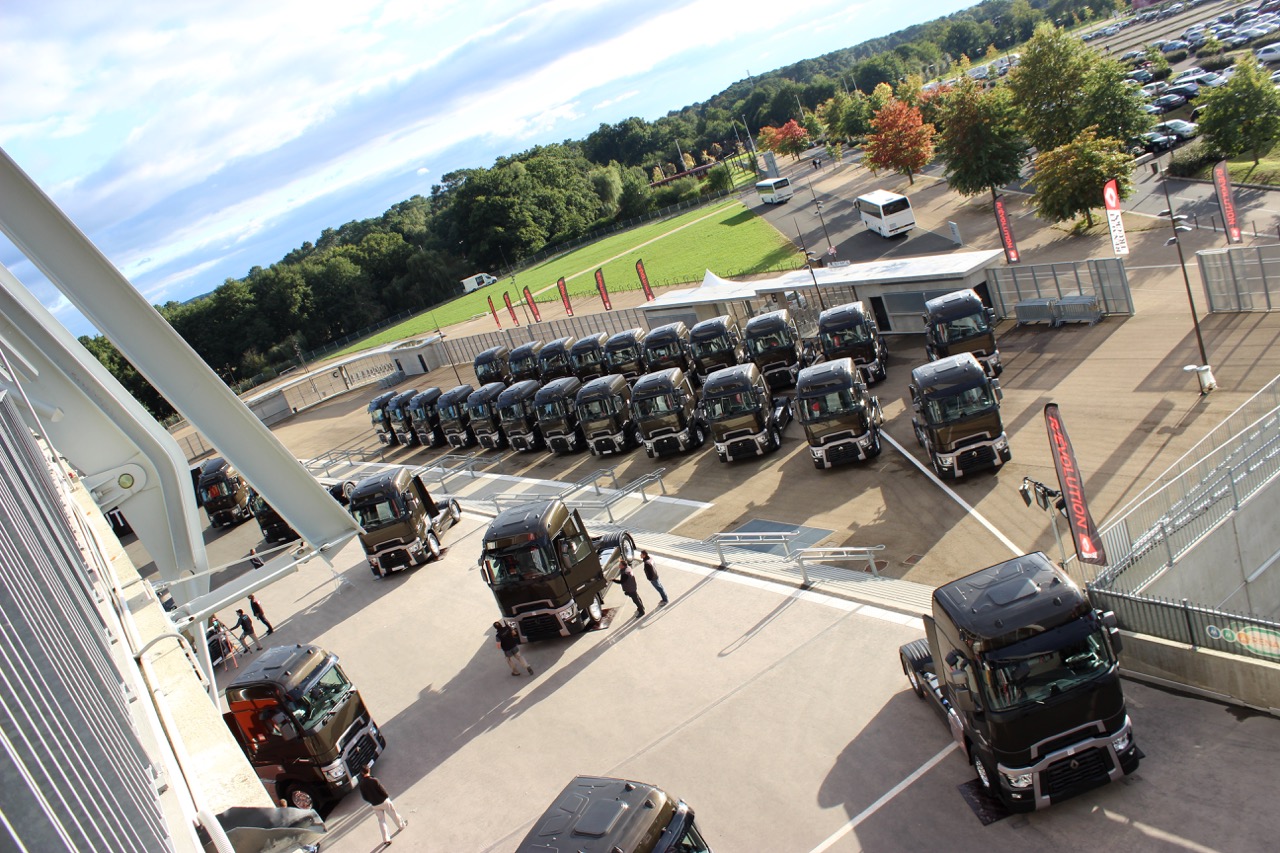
top-left (553, 513), bottom-right (598, 591)
top-left (411, 475), bottom-right (438, 519)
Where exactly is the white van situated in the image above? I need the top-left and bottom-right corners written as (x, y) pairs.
top-left (461, 273), bottom-right (498, 294)
top-left (856, 190), bottom-right (916, 238)
top-left (756, 177), bottom-right (795, 204)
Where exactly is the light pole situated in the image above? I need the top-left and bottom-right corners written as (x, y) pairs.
top-left (792, 217), bottom-right (827, 312)
top-left (1159, 173), bottom-right (1216, 392)
top-left (1019, 477), bottom-right (1068, 566)
top-left (432, 310), bottom-right (464, 387)
top-left (806, 175), bottom-right (833, 250)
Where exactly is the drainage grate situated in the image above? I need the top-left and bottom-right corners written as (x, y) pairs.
top-left (903, 554), bottom-right (925, 565)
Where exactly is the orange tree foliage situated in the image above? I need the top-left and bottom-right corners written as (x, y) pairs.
top-left (758, 119), bottom-right (810, 159)
top-left (864, 100), bottom-right (935, 184)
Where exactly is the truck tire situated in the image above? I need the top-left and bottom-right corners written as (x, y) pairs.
top-left (693, 424), bottom-right (705, 448)
top-left (900, 639), bottom-right (930, 700)
top-left (425, 531), bottom-right (442, 562)
top-left (283, 782), bottom-right (321, 811)
top-left (867, 429), bottom-right (883, 459)
top-left (448, 499), bottom-right (462, 525)
top-left (973, 752), bottom-right (995, 791)
top-left (769, 426), bottom-right (781, 451)
top-left (586, 593), bottom-right (605, 628)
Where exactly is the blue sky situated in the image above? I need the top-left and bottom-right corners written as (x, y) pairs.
top-left (0, 0), bottom-right (975, 337)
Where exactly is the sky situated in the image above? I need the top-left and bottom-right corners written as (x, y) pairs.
top-left (0, 0), bottom-right (975, 338)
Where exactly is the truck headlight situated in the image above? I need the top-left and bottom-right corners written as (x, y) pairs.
top-left (1002, 771), bottom-right (1034, 789)
top-left (1112, 731), bottom-right (1132, 753)
top-left (938, 456), bottom-right (954, 467)
top-left (323, 761), bottom-right (348, 781)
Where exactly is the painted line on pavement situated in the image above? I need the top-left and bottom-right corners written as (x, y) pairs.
top-left (808, 742), bottom-right (959, 853)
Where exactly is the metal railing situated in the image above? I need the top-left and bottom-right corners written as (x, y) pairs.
top-left (1090, 586), bottom-right (1280, 660)
top-left (711, 531), bottom-right (797, 566)
top-left (565, 468), bottom-right (669, 523)
top-left (795, 545), bottom-right (886, 584)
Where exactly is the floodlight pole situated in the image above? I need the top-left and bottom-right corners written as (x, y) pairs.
top-left (792, 218), bottom-right (827, 312)
top-left (1160, 173), bottom-right (1211, 367)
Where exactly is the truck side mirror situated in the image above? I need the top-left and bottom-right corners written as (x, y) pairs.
top-left (987, 308), bottom-right (996, 324)
top-left (991, 379), bottom-right (1003, 401)
top-left (479, 562), bottom-right (493, 585)
top-left (947, 668), bottom-right (970, 691)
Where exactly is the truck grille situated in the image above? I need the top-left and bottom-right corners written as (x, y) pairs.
top-left (344, 732), bottom-right (380, 772)
top-left (519, 613), bottom-right (567, 641)
top-left (957, 445), bottom-right (996, 471)
top-left (380, 549), bottom-right (410, 570)
top-left (828, 442), bottom-right (866, 465)
top-left (1043, 747), bottom-right (1111, 797)
top-left (654, 436), bottom-right (682, 455)
top-left (727, 439), bottom-right (759, 459)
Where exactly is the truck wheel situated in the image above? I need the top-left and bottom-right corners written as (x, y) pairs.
top-left (899, 640), bottom-right (930, 699)
top-left (588, 593), bottom-right (604, 626)
top-left (973, 753), bottom-right (995, 791)
top-left (769, 426), bottom-right (781, 451)
top-left (900, 652), bottom-right (925, 699)
top-left (284, 783), bottom-right (321, 811)
top-left (693, 424), bottom-right (705, 447)
top-left (448, 499), bottom-right (462, 525)
top-left (425, 531), bottom-right (442, 562)
top-left (867, 430), bottom-right (883, 458)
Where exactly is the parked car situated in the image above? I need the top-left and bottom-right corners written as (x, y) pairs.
top-left (1129, 132), bottom-right (1178, 155)
top-left (1161, 40), bottom-right (1191, 52)
top-left (1141, 81), bottom-right (1170, 98)
top-left (1153, 93), bottom-right (1188, 112)
top-left (1121, 49), bottom-right (1147, 62)
top-left (1257, 43), bottom-right (1280, 63)
top-left (1154, 119), bottom-right (1199, 140)
top-left (1164, 83), bottom-right (1201, 100)
top-left (1127, 68), bottom-right (1154, 83)
top-left (1171, 67), bottom-right (1206, 83)
top-left (1141, 103), bottom-right (1163, 115)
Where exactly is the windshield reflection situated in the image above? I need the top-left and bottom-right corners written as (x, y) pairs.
top-left (705, 390), bottom-right (756, 420)
top-left (923, 385), bottom-right (996, 425)
top-left (982, 626), bottom-right (1115, 712)
top-left (286, 663), bottom-right (352, 730)
top-left (798, 389), bottom-right (864, 424)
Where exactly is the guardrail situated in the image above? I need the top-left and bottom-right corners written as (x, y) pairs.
top-left (710, 531), bottom-right (797, 566)
top-left (795, 545), bottom-right (886, 584)
top-left (565, 468), bottom-right (668, 523)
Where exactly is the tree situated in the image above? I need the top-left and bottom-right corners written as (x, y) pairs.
top-left (936, 78), bottom-right (1029, 203)
top-left (1077, 60), bottom-right (1152, 146)
top-left (864, 99), bottom-right (936, 184)
top-left (1007, 23), bottom-right (1094, 152)
top-left (758, 120), bottom-right (810, 158)
top-left (1197, 56), bottom-right (1280, 165)
top-left (1029, 128), bottom-right (1133, 228)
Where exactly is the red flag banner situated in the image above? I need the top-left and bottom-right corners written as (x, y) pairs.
top-left (1044, 403), bottom-right (1107, 566)
top-left (523, 286), bottom-right (541, 322)
top-left (1212, 161), bottom-right (1243, 244)
top-left (487, 295), bottom-right (501, 329)
top-left (503, 291), bottom-right (520, 325)
top-left (994, 197), bottom-right (1020, 264)
top-left (636, 259), bottom-right (654, 301)
top-left (1102, 179), bottom-right (1129, 256)
top-left (595, 268), bottom-right (612, 310)
top-left (557, 277), bottom-right (573, 316)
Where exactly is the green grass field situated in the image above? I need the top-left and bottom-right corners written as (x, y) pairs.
top-left (340, 198), bottom-right (798, 354)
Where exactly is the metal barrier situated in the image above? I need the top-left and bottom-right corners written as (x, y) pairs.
top-left (1090, 586), bottom-right (1280, 660)
top-left (710, 531), bottom-right (798, 567)
top-left (565, 469), bottom-right (669, 523)
top-left (1198, 242), bottom-right (1280, 313)
top-left (989, 258), bottom-right (1133, 321)
top-left (795, 545), bottom-right (886, 584)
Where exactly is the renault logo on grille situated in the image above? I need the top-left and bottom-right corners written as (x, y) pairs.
top-left (1069, 759), bottom-right (1081, 770)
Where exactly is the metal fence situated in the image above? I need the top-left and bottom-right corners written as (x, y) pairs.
top-left (1197, 243), bottom-right (1280, 313)
top-left (989, 258), bottom-right (1133, 320)
top-left (1090, 586), bottom-right (1280, 662)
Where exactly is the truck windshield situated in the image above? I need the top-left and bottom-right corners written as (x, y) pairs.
top-left (746, 330), bottom-right (792, 356)
top-left (483, 545), bottom-right (557, 585)
top-left (199, 478), bottom-right (231, 503)
top-left (511, 356), bottom-right (537, 375)
top-left (499, 402), bottom-right (528, 425)
top-left (572, 350), bottom-right (602, 369)
top-left (798, 389), bottom-right (864, 424)
top-left (476, 362), bottom-right (503, 383)
top-left (542, 352), bottom-right (569, 369)
top-left (635, 393), bottom-right (676, 418)
top-left (351, 497), bottom-right (401, 530)
top-left (819, 325), bottom-right (870, 350)
top-left (690, 334), bottom-right (730, 359)
top-left (705, 390), bottom-right (757, 420)
top-left (608, 345), bottom-right (638, 364)
top-left (439, 403), bottom-right (463, 421)
top-left (578, 396), bottom-right (618, 419)
top-left (646, 341), bottom-right (681, 361)
top-left (936, 311), bottom-right (990, 343)
top-left (468, 401), bottom-right (492, 418)
top-left (410, 405), bottom-right (427, 421)
top-left (981, 620), bottom-right (1115, 712)
top-left (370, 409), bottom-right (386, 422)
top-left (537, 399), bottom-right (567, 419)
top-left (922, 384), bottom-right (997, 425)
top-left (286, 662), bottom-right (353, 731)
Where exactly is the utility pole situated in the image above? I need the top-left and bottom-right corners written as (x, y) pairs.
top-left (792, 217), bottom-right (827, 312)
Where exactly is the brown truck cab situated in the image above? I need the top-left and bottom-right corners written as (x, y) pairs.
top-left (347, 468), bottom-right (462, 577)
top-left (576, 374), bottom-right (639, 456)
top-left (605, 328), bottom-right (647, 382)
top-left (909, 352), bottom-right (1010, 479)
top-left (817, 301), bottom-right (889, 383)
top-left (387, 388), bottom-right (419, 446)
top-left (467, 381), bottom-right (509, 450)
top-left (796, 358), bottom-right (884, 468)
top-left (367, 391), bottom-right (398, 445)
top-left (689, 315), bottom-right (745, 381)
top-left (508, 340), bottom-right (545, 384)
top-left (633, 368), bottom-right (707, 458)
top-left (642, 321), bottom-right (694, 375)
top-left (498, 379), bottom-right (545, 451)
top-left (408, 387), bottom-right (447, 448)
top-left (923, 289), bottom-right (1002, 377)
top-left (198, 457), bottom-right (255, 528)
top-left (743, 309), bottom-right (804, 390)
top-left (538, 336), bottom-right (578, 381)
top-left (535, 377), bottom-right (586, 454)
top-left (517, 776), bottom-right (713, 853)
top-left (437, 384), bottom-right (477, 449)
top-left (474, 345), bottom-right (513, 386)
top-left (570, 332), bottom-right (610, 382)
top-left (702, 363), bottom-right (792, 462)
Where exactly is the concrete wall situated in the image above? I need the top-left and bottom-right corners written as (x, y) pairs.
top-left (1120, 631), bottom-right (1280, 716)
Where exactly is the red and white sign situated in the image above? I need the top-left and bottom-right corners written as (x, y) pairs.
top-left (1044, 403), bottom-right (1108, 566)
top-left (1212, 161), bottom-right (1243, 244)
top-left (557, 277), bottom-right (573, 316)
top-left (487, 295), bottom-right (501, 329)
top-left (993, 198), bottom-right (1020, 264)
top-left (1103, 179), bottom-right (1129, 256)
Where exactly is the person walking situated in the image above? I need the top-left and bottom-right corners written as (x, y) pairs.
top-left (615, 560), bottom-right (645, 618)
top-left (248, 594), bottom-right (274, 635)
top-left (494, 620), bottom-right (534, 676)
top-left (233, 608), bottom-right (263, 652)
top-left (641, 550), bottom-right (669, 606)
top-left (248, 548), bottom-right (264, 569)
top-left (359, 766), bottom-right (407, 845)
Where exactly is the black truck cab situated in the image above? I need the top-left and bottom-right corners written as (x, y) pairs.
top-left (923, 289), bottom-right (1002, 377)
top-left (642, 321), bottom-right (694, 376)
top-left (367, 391), bottom-right (398, 445)
top-left (576, 374), bottom-right (639, 456)
top-left (508, 340), bottom-right (546, 384)
top-left (517, 776), bottom-right (713, 853)
top-left (702, 363), bottom-right (792, 462)
top-left (498, 380), bottom-right (545, 451)
top-left (387, 389), bottom-right (419, 447)
top-left (408, 387), bottom-right (447, 448)
top-left (818, 301), bottom-right (889, 383)
top-left (347, 468), bottom-right (462, 577)
top-left (796, 358), bottom-right (884, 468)
top-left (251, 492), bottom-right (299, 543)
top-left (474, 345), bottom-right (513, 386)
top-left (437, 384), bottom-right (477, 449)
top-left (743, 309), bottom-right (804, 390)
top-left (538, 336), bottom-right (577, 381)
top-left (535, 377), bottom-right (586, 454)
top-left (570, 332), bottom-right (610, 382)
top-left (689, 315), bottom-right (745, 380)
top-left (909, 352), bottom-right (1010, 479)
top-left (605, 328), bottom-right (647, 382)
top-left (198, 457), bottom-right (255, 527)
top-left (467, 381), bottom-right (509, 450)
top-left (632, 368), bottom-right (707, 458)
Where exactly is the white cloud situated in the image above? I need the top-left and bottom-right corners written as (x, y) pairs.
top-left (592, 90), bottom-right (640, 111)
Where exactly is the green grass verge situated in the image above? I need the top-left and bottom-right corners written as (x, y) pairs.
top-left (1199, 149), bottom-right (1280, 187)
top-left (338, 199), bottom-right (798, 355)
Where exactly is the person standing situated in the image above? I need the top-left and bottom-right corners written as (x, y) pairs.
top-left (359, 766), bottom-right (407, 845)
top-left (248, 548), bottom-right (264, 569)
top-left (234, 608), bottom-right (263, 652)
top-left (248, 594), bottom-right (274, 635)
top-left (641, 550), bottom-right (669, 606)
top-left (615, 560), bottom-right (645, 618)
top-left (494, 621), bottom-right (534, 676)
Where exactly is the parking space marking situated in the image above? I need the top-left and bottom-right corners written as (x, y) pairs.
top-left (808, 742), bottom-right (959, 853)
top-left (881, 431), bottom-right (1023, 558)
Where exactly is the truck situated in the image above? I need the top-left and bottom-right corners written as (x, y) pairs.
top-left (923, 289), bottom-right (1003, 377)
top-left (743, 309), bottom-right (805, 391)
top-left (817, 301), bottom-right (889, 383)
top-left (251, 492), bottom-right (299, 543)
top-left (517, 776), bottom-right (713, 853)
top-left (908, 352), bottom-right (1010, 479)
top-left (478, 498), bottom-right (635, 641)
top-left (689, 315), bottom-right (745, 381)
top-left (222, 644), bottom-right (386, 811)
top-left (437, 384), bottom-right (477, 449)
top-left (604, 328), bottom-right (647, 382)
top-left (347, 468), bottom-right (462, 578)
top-left (508, 340), bottom-right (545, 384)
top-left (408, 387), bottom-right (447, 448)
top-left (795, 358), bottom-right (884, 469)
top-left (367, 390), bottom-right (399, 445)
top-left (387, 388), bottom-right (419, 447)
top-left (702, 363), bottom-right (792, 463)
top-left (474, 345), bottom-right (513, 387)
top-left (632, 368), bottom-right (707, 458)
top-left (497, 379), bottom-right (545, 451)
top-left (642, 321), bottom-right (694, 376)
top-left (197, 457), bottom-right (255, 527)
top-left (576, 374), bottom-right (639, 456)
top-left (466, 381), bottom-right (509, 450)
top-left (898, 552), bottom-right (1140, 813)
top-left (461, 272), bottom-right (498, 293)
top-left (570, 332), bottom-right (610, 382)
top-left (538, 335), bottom-right (577, 381)
top-left (534, 377), bottom-right (586, 454)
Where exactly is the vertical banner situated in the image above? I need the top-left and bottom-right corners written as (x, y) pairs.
top-left (993, 197), bottom-right (1020, 264)
top-left (522, 286), bottom-right (541, 322)
top-left (487, 295), bottom-right (501, 329)
top-left (636, 259), bottom-right (655, 301)
top-left (557, 277), bottom-right (573, 316)
top-left (1102, 179), bottom-right (1129, 256)
top-left (595, 268), bottom-right (612, 310)
top-left (1044, 403), bottom-right (1107, 566)
top-left (502, 291), bottom-right (520, 325)
top-left (1212, 161), bottom-right (1243, 244)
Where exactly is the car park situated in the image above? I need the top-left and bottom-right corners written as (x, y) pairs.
top-left (1153, 93), bottom-right (1187, 113)
top-left (1155, 119), bottom-right (1199, 140)
top-left (1130, 131), bottom-right (1178, 155)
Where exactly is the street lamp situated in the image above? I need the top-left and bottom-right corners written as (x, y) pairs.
top-left (432, 309), bottom-right (464, 387)
top-left (1158, 172), bottom-right (1216, 393)
top-left (1019, 476), bottom-right (1068, 565)
top-left (792, 217), bottom-right (827, 312)
top-left (806, 176), bottom-right (833, 251)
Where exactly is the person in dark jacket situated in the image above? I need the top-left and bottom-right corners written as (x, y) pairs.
top-left (641, 550), bottom-right (669, 605)
top-left (615, 560), bottom-right (645, 618)
top-left (494, 621), bottom-right (534, 676)
top-left (359, 766), bottom-right (407, 845)
top-left (233, 609), bottom-right (262, 651)
top-left (248, 548), bottom-right (264, 569)
top-left (248, 594), bottom-right (273, 635)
